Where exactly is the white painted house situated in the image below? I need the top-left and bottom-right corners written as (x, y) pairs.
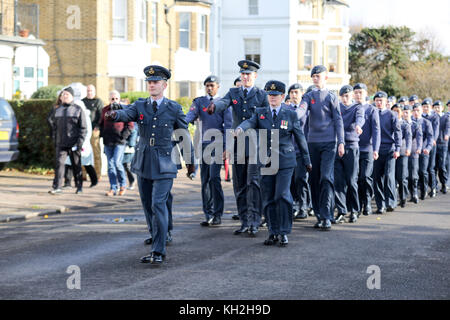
top-left (210, 0), bottom-right (351, 93)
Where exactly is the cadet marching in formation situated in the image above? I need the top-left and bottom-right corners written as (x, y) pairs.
top-left (107, 60), bottom-right (450, 265)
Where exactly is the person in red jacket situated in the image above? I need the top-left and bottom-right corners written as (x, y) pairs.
top-left (99, 90), bottom-right (134, 196)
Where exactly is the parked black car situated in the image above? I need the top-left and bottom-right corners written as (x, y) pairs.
top-left (0, 98), bottom-right (19, 170)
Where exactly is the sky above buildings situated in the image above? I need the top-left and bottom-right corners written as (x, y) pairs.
top-left (347, 0), bottom-right (450, 55)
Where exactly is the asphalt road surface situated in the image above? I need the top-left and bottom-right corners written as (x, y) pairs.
top-left (1, 189), bottom-right (449, 300)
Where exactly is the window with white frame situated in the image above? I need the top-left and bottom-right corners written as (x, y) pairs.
top-left (178, 81), bottom-right (190, 97)
top-left (328, 45), bottom-right (338, 72)
top-left (179, 12), bottom-right (191, 49)
top-left (249, 0), bottom-right (258, 15)
top-left (303, 40), bottom-right (313, 70)
top-left (244, 39), bottom-right (260, 64)
top-left (199, 15), bottom-right (207, 50)
top-left (151, 1), bottom-right (158, 44)
top-left (113, 0), bottom-right (127, 40)
top-left (137, 0), bottom-right (147, 41)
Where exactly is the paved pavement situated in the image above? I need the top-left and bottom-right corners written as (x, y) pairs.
top-left (0, 169), bottom-right (449, 300)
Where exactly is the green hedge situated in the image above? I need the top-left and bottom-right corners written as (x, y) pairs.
top-left (9, 99), bottom-right (55, 169)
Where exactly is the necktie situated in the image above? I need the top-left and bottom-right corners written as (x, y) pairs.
top-left (210, 97), bottom-right (213, 102)
top-left (152, 101), bottom-right (158, 113)
top-left (243, 89), bottom-right (248, 98)
top-left (272, 109), bottom-right (277, 122)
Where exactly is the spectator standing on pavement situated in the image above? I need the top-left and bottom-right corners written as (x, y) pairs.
top-left (82, 85), bottom-right (104, 180)
top-left (123, 119), bottom-right (138, 190)
top-left (99, 90), bottom-right (134, 196)
top-left (47, 87), bottom-right (87, 194)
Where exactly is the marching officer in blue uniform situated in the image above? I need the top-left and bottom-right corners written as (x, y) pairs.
top-left (236, 80), bottom-right (311, 246)
top-left (207, 59), bottom-right (269, 236)
top-left (287, 83), bottom-right (312, 219)
top-left (446, 100), bottom-right (450, 191)
top-left (185, 75), bottom-right (232, 227)
top-left (298, 65), bottom-right (345, 230)
top-left (433, 100), bottom-right (450, 193)
top-left (422, 98), bottom-right (440, 198)
top-left (391, 104), bottom-right (412, 208)
top-left (412, 103), bottom-right (434, 202)
top-left (402, 105), bottom-right (423, 204)
top-left (372, 91), bottom-right (402, 214)
top-left (106, 65), bottom-right (195, 265)
top-left (354, 83), bottom-right (380, 216)
top-left (334, 85), bottom-right (364, 223)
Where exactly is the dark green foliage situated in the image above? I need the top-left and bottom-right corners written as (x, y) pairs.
top-left (30, 85), bottom-right (64, 100)
top-left (9, 99), bottom-right (56, 169)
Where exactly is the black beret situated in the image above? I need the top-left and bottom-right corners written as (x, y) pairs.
top-left (403, 104), bottom-right (412, 111)
top-left (288, 83), bottom-right (303, 93)
top-left (238, 60), bottom-right (260, 73)
top-left (422, 98), bottom-right (433, 105)
top-left (339, 85), bottom-right (353, 96)
top-left (310, 65), bottom-right (327, 77)
top-left (388, 96), bottom-right (397, 103)
top-left (433, 100), bottom-right (442, 107)
top-left (447, 100), bottom-right (450, 106)
top-left (412, 103), bottom-right (422, 110)
top-left (144, 65), bottom-right (171, 81)
top-left (391, 103), bottom-right (399, 110)
top-left (353, 83), bottom-right (367, 91)
top-left (374, 91), bottom-right (388, 99)
top-left (63, 86), bottom-right (74, 97)
top-left (203, 75), bottom-right (219, 85)
top-left (398, 96), bottom-right (408, 103)
top-left (409, 94), bottom-right (419, 102)
top-left (264, 80), bottom-right (285, 95)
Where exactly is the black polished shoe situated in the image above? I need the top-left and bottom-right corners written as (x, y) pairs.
top-left (259, 218), bottom-right (267, 228)
top-left (335, 213), bottom-right (346, 224)
top-left (233, 226), bottom-right (249, 235)
top-left (211, 216), bottom-right (222, 226)
top-left (429, 189), bottom-right (437, 198)
top-left (232, 214), bottom-right (240, 220)
top-left (349, 213), bottom-right (358, 223)
top-left (386, 206), bottom-right (395, 212)
top-left (279, 235), bottom-right (288, 246)
top-left (166, 231), bottom-right (173, 244)
top-left (263, 234), bottom-right (279, 246)
top-left (400, 200), bottom-right (406, 208)
top-left (441, 186), bottom-right (448, 194)
top-left (200, 217), bottom-right (214, 227)
top-left (307, 208), bottom-right (315, 216)
top-left (321, 219), bottom-right (332, 231)
top-left (420, 193), bottom-right (426, 201)
top-left (313, 220), bottom-right (323, 229)
top-left (144, 237), bottom-right (153, 245)
top-left (248, 226), bottom-right (258, 237)
top-left (410, 196), bottom-right (419, 204)
top-left (376, 207), bottom-right (386, 214)
top-left (294, 210), bottom-right (308, 220)
top-left (75, 188), bottom-right (83, 194)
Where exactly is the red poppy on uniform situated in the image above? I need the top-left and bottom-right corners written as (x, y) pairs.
top-left (232, 100), bottom-right (238, 104)
top-left (260, 115), bottom-right (265, 120)
top-left (139, 114), bottom-right (144, 120)
top-left (311, 99), bottom-right (316, 105)
top-left (202, 107), bottom-right (207, 112)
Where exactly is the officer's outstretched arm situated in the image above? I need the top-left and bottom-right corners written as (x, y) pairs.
top-left (214, 91), bottom-right (233, 114)
top-left (114, 103), bottom-right (139, 123)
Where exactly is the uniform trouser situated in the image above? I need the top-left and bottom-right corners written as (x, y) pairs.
top-left (232, 159), bottom-right (262, 228)
top-left (137, 176), bottom-right (173, 256)
top-left (54, 147), bottom-right (82, 190)
top-left (427, 145), bottom-right (437, 190)
top-left (395, 155), bottom-right (409, 203)
top-left (373, 150), bottom-right (396, 209)
top-left (308, 142), bottom-right (336, 222)
top-left (408, 157), bottom-right (419, 197)
top-left (91, 129), bottom-right (102, 178)
top-left (436, 144), bottom-right (448, 188)
top-left (261, 168), bottom-right (294, 236)
top-left (358, 150), bottom-right (374, 212)
top-left (200, 144), bottom-right (224, 220)
top-left (290, 154), bottom-right (311, 212)
top-left (418, 153), bottom-right (430, 196)
top-left (335, 145), bottom-right (360, 214)
top-left (447, 146), bottom-right (450, 187)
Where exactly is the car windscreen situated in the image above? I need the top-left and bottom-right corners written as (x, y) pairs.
top-left (0, 100), bottom-right (13, 121)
